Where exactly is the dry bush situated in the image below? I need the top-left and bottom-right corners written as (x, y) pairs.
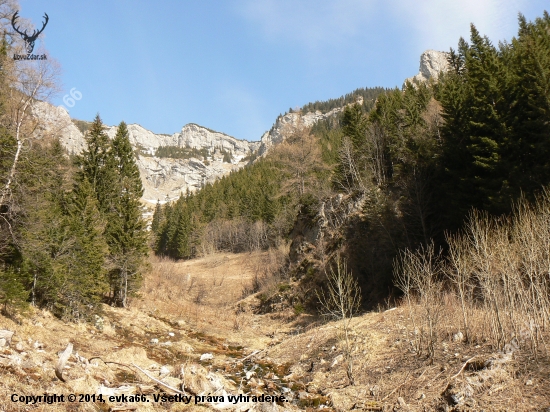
top-left (395, 242), bottom-right (444, 361)
top-left (395, 192), bottom-right (550, 360)
top-left (317, 255), bottom-right (362, 384)
top-left (242, 242), bottom-right (290, 298)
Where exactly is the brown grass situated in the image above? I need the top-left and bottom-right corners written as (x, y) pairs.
top-left (396, 193), bottom-right (550, 360)
top-left (136, 247), bottom-right (292, 349)
top-left (388, 193), bottom-right (550, 409)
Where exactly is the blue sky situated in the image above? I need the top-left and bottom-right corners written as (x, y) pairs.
top-left (13, 0), bottom-right (549, 141)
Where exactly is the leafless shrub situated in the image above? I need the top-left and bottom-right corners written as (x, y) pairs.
top-left (445, 232), bottom-right (475, 343)
top-left (242, 243), bottom-right (290, 299)
top-left (199, 218), bottom-right (270, 255)
top-left (396, 191), bottom-right (550, 360)
top-left (317, 255), bottom-right (362, 385)
top-left (395, 242), bottom-right (444, 361)
top-left (193, 284), bottom-right (207, 305)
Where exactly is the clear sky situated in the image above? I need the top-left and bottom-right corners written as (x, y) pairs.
top-left (13, 0), bottom-right (549, 141)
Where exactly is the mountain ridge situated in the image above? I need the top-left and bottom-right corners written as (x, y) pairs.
top-left (32, 102), bottom-right (260, 203)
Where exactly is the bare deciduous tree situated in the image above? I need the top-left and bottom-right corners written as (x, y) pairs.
top-left (445, 232), bottom-right (474, 343)
top-left (0, 56), bottom-right (60, 211)
top-left (335, 136), bottom-right (364, 193)
top-left (395, 243), bottom-right (444, 361)
top-left (0, 40), bottom-right (60, 268)
top-left (365, 123), bottom-right (388, 188)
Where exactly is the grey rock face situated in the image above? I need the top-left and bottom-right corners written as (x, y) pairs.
top-left (404, 49), bottom-right (450, 86)
top-left (137, 155), bottom-right (243, 204)
top-left (32, 101), bottom-right (87, 154)
top-left (30, 49), bottom-right (444, 205)
top-left (258, 106), bottom-right (344, 156)
top-left (31, 101), bottom-right (259, 205)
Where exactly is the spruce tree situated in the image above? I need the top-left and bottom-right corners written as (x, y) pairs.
top-left (63, 177), bottom-right (109, 319)
top-left (18, 140), bottom-right (108, 320)
top-left (0, 268), bottom-right (29, 315)
top-left (106, 121), bottom-right (148, 307)
top-left (436, 25), bottom-right (509, 226)
top-left (342, 103), bottom-right (367, 150)
top-left (151, 200), bottom-right (164, 233)
top-left (503, 13), bottom-right (550, 196)
top-left (464, 25), bottom-right (507, 206)
top-left (75, 114), bottom-right (116, 212)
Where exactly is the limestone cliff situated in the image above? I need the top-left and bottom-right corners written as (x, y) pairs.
top-left (31, 101), bottom-right (259, 204)
top-left (404, 49), bottom-right (450, 86)
top-left (258, 105), bottom-right (350, 156)
top-left (31, 49), bottom-right (446, 204)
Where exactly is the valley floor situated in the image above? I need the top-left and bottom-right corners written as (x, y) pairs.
top-left (0, 252), bottom-right (549, 411)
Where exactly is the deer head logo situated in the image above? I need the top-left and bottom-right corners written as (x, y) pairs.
top-left (11, 11), bottom-right (49, 54)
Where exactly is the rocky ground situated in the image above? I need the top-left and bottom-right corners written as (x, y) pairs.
top-left (0, 252), bottom-right (549, 411)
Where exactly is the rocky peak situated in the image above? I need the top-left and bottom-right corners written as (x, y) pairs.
top-left (404, 49), bottom-right (450, 86)
top-left (258, 106), bottom-right (344, 156)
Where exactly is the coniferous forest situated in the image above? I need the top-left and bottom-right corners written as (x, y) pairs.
top-left (2, 4), bottom-right (550, 410)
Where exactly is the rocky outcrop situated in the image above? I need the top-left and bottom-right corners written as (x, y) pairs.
top-left (404, 49), bottom-right (450, 86)
top-left (30, 50), bottom-right (449, 205)
top-left (32, 101), bottom-right (87, 154)
top-left (259, 50), bottom-right (451, 157)
top-left (136, 155), bottom-right (241, 204)
top-left (31, 101), bottom-right (259, 204)
top-left (176, 123), bottom-right (260, 162)
top-left (258, 106), bottom-right (346, 156)
top-left (104, 123), bottom-right (260, 164)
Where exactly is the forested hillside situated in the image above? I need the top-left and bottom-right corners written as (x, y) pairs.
top-left (153, 12), bottom-right (550, 309)
top-left (3, 4), bottom-right (550, 411)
